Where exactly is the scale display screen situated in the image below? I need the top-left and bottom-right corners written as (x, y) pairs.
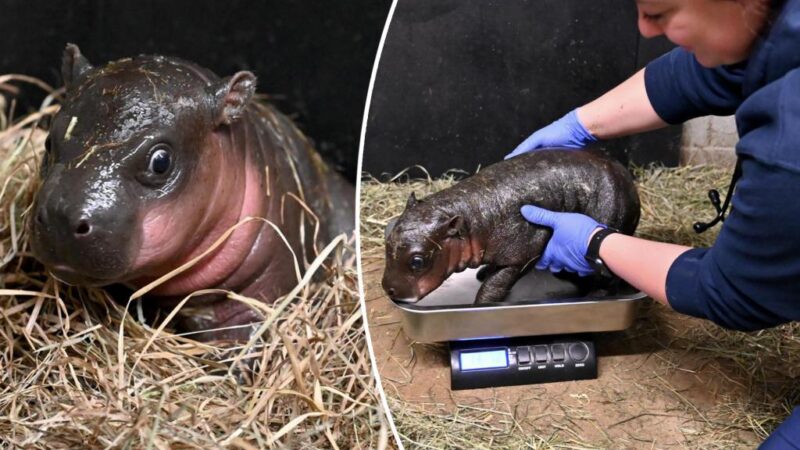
top-left (459, 349), bottom-right (508, 370)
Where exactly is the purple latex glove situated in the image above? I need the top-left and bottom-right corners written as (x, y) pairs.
top-left (758, 407), bottom-right (800, 449)
top-left (520, 204), bottom-right (605, 276)
top-left (505, 109), bottom-right (597, 160)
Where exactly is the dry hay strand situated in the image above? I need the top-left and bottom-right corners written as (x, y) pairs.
top-left (0, 76), bottom-right (390, 449)
top-left (387, 396), bottom-right (607, 450)
top-left (360, 162), bottom-right (798, 448)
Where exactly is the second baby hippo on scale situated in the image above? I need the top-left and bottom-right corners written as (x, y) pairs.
top-left (382, 149), bottom-right (640, 304)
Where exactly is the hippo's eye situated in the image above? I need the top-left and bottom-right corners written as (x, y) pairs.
top-left (40, 136), bottom-right (52, 176)
top-left (409, 255), bottom-right (426, 272)
top-left (148, 147), bottom-right (172, 174)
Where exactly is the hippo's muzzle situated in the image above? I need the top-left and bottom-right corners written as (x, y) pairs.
top-left (31, 164), bottom-right (136, 286)
top-left (381, 275), bottom-right (422, 304)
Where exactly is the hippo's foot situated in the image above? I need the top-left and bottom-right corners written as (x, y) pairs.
top-left (584, 274), bottom-right (624, 298)
top-left (175, 304), bottom-right (264, 342)
top-left (475, 265), bottom-right (498, 282)
top-left (174, 305), bottom-right (267, 384)
top-left (475, 266), bottom-right (521, 304)
top-left (586, 288), bottom-right (610, 298)
top-left (551, 271), bottom-right (623, 298)
top-left (552, 271), bottom-right (596, 296)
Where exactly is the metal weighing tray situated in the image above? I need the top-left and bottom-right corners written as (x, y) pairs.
top-left (391, 268), bottom-right (647, 343)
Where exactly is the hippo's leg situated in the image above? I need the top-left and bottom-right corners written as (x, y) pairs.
top-left (552, 271), bottom-right (596, 296)
top-left (552, 272), bottom-right (624, 298)
top-left (584, 273), bottom-right (624, 298)
top-left (475, 266), bottom-right (521, 304)
top-left (175, 303), bottom-right (263, 342)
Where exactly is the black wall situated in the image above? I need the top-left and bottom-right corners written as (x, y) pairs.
top-left (0, 0), bottom-right (393, 181)
top-left (363, 0), bottom-right (681, 178)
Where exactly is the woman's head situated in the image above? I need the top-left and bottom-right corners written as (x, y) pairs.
top-left (635, 0), bottom-right (772, 67)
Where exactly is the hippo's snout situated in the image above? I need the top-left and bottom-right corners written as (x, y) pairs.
top-left (381, 276), bottom-right (400, 300)
top-left (381, 274), bottom-right (421, 304)
top-left (35, 197), bottom-right (93, 239)
top-left (31, 169), bottom-right (137, 286)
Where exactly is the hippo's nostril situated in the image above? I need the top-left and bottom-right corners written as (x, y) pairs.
top-left (35, 209), bottom-right (46, 226)
top-left (387, 287), bottom-right (396, 297)
top-left (75, 219), bottom-right (91, 236)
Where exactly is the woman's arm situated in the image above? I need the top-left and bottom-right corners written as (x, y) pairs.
top-left (595, 232), bottom-right (690, 304)
top-left (595, 159), bottom-right (800, 331)
top-left (581, 49), bottom-right (748, 138)
top-left (523, 156), bottom-right (800, 331)
top-left (520, 204), bottom-right (690, 306)
top-left (507, 69), bottom-right (666, 157)
top-left (577, 68), bottom-right (668, 140)
top-left (508, 49), bottom-right (747, 158)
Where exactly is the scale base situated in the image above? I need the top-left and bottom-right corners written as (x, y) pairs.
top-left (449, 334), bottom-right (597, 390)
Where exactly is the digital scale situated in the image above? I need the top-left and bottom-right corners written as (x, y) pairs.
top-left (390, 267), bottom-right (646, 390)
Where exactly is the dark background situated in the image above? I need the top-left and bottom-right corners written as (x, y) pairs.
top-left (363, 0), bottom-right (681, 178)
top-left (0, 0), bottom-right (393, 181)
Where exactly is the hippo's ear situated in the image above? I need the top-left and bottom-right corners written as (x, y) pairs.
top-left (384, 217), bottom-right (399, 240)
top-left (405, 192), bottom-right (418, 210)
top-left (61, 43), bottom-right (93, 91)
top-left (446, 215), bottom-right (465, 238)
top-left (213, 71), bottom-right (256, 126)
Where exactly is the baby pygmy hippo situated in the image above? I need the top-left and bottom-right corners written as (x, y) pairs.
top-left (30, 45), bottom-right (354, 340)
top-left (382, 149), bottom-right (640, 304)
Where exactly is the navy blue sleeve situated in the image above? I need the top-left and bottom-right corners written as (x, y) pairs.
top-left (666, 158), bottom-right (800, 331)
top-left (735, 67), bottom-right (800, 174)
top-left (759, 407), bottom-right (800, 449)
top-left (644, 48), bottom-right (747, 124)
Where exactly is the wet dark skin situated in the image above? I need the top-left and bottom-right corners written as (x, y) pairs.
top-left (30, 44), bottom-right (354, 341)
top-left (382, 149), bottom-right (640, 304)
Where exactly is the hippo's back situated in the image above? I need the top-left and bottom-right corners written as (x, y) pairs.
top-left (426, 148), bottom-right (639, 265)
top-left (246, 102), bottom-right (355, 243)
top-left (474, 149), bottom-right (636, 230)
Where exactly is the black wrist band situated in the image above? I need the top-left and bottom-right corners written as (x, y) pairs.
top-left (585, 227), bottom-right (618, 277)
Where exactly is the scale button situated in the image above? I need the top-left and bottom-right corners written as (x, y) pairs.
top-left (550, 344), bottom-right (566, 362)
top-left (568, 343), bottom-right (590, 362)
top-left (533, 345), bottom-right (548, 363)
top-left (517, 347), bottom-right (531, 365)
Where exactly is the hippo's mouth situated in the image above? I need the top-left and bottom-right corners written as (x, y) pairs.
top-left (47, 264), bottom-right (116, 287)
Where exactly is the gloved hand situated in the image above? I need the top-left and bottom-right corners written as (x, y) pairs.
top-left (505, 109), bottom-right (597, 160)
top-left (520, 204), bottom-right (604, 276)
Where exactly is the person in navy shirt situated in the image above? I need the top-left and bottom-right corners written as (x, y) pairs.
top-left (507, 0), bottom-right (800, 447)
